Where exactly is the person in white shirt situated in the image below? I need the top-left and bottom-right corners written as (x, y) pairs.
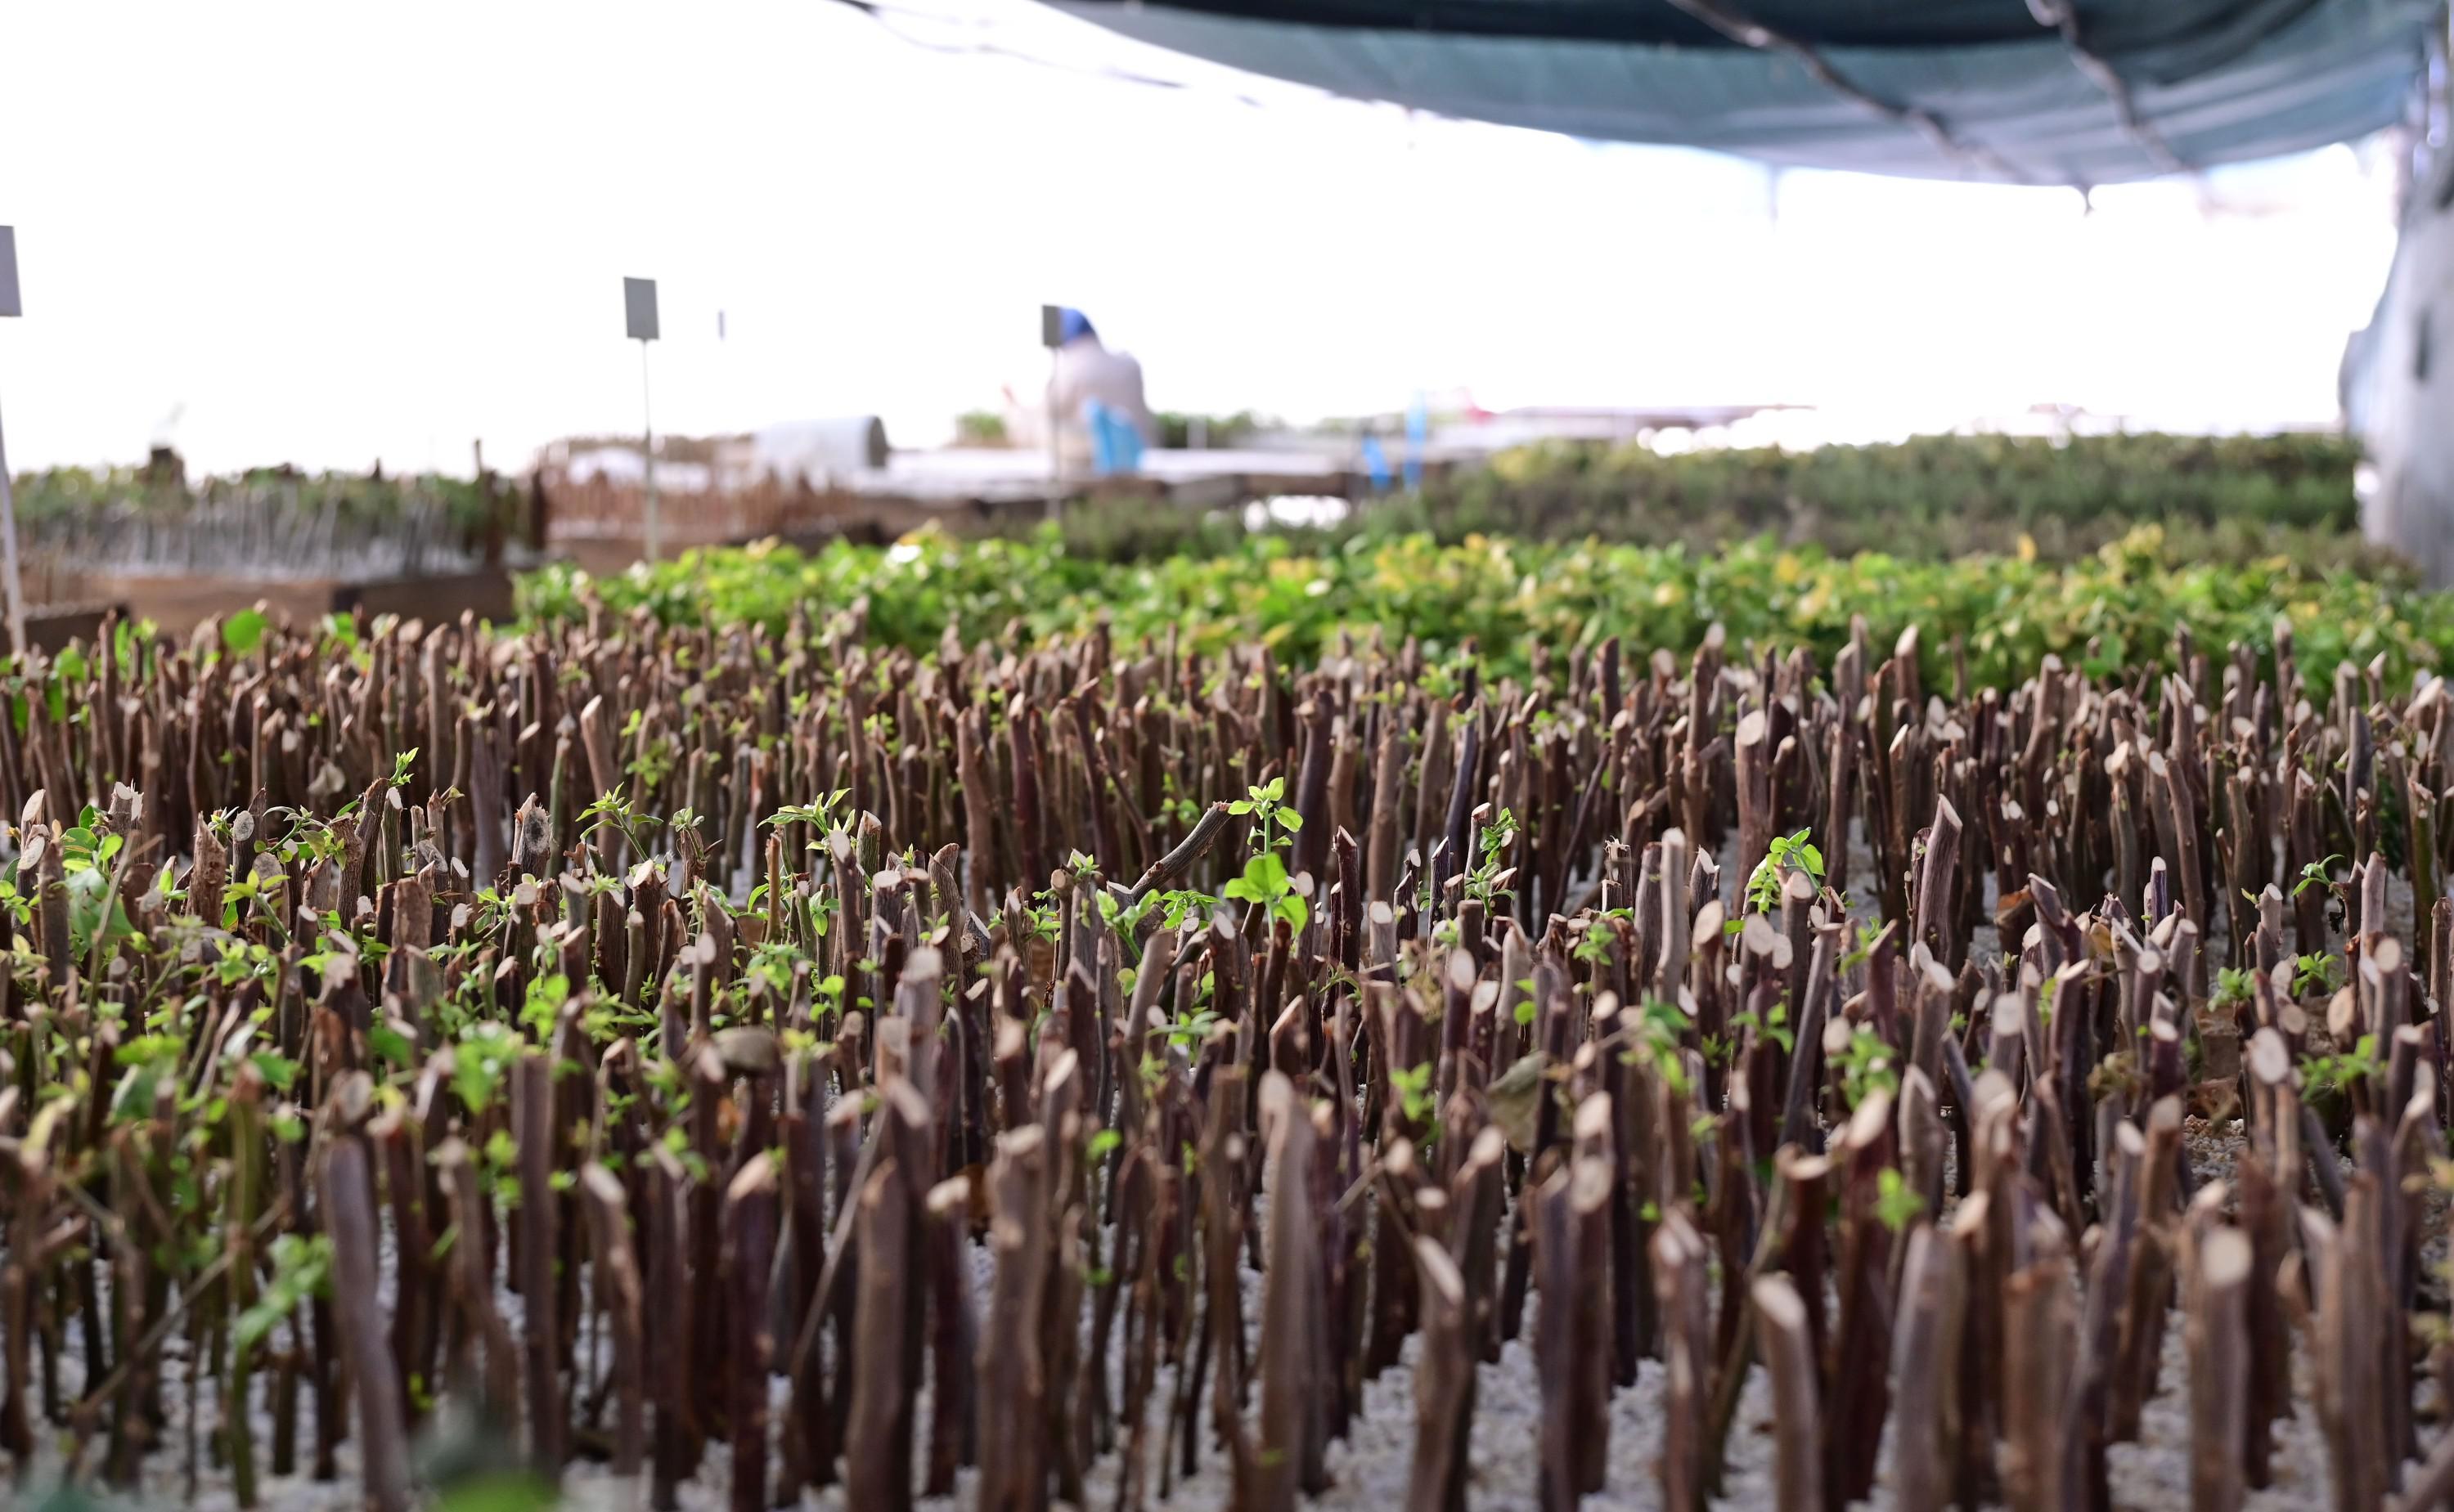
top-left (1005, 308), bottom-right (1153, 473)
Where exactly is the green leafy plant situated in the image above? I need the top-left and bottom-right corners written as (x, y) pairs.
top-left (1727, 1000), bottom-right (1794, 1061)
top-left (1222, 851), bottom-right (1308, 934)
top-left (1875, 1167), bottom-right (1926, 1232)
top-left (1618, 997), bottom-right (1692, 1097)
top-left (2302, 1032), bottom-right (2380, 1100)
top-left (221, 608), bottom-right (270, 657)
top-left (52, 814), bottom-right (138, 962)
top-left (1840, 921), bottom-right (1885, 971)
top-left (520, 505), bottom-right (2454, 693)
top-left (1390, 1061), bottom-right (1437, 1128)
top-left (450, 1022), bottom-right (524, 1116)
top-left (579, 783), bottom-right (663, 856)
top-left (1834, 1026), bottom-right (1899, 1106)
top-left (519, 973), bottom-right (571, 1038)
top-left (766, 790), bottom-right (851, 839)
top-left (1746, 828), bottom-right (1825, 917)
top-left (2292, 952), bottom-right (2340, 998)
top-left (235, 1233), bottom-right (333, 1350)
top-left (1148, 995), bottom-right (1221, 1060)
top-left (1226, 775), bottom-right (1303, 848)
top-left (2294, 854), bottom-right (2344, 900)
top-left (1460, 807), bottom-right (1520, 912)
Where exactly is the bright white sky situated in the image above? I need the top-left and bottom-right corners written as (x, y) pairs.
top-left (0, 0), bottom-right (2409, 476)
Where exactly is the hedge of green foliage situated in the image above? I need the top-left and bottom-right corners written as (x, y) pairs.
top-left (10, 464), bottom-right (502, 532)
top-left (1019, 431), bottom-right (2384, 572)
top-left (1390, 430), bottom-right (2361, 552)
top-left (522, 523), bottom-right (2450, 691)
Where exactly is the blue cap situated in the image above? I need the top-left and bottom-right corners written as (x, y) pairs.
top-left (1059, 307), bottom-right (1096, 343)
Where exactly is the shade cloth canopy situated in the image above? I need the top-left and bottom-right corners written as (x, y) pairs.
top-left (1046, 0), bottom-right (2438, 182)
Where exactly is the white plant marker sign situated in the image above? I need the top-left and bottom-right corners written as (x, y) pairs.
top-left (0, 227), bottom-right (25, 657)
top-left (626, 276), bottom-right (661, 562)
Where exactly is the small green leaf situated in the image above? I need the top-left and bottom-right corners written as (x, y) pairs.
top-left (222, 608), bottom-right (270, 657)
top-left (1242, 852), bottom-right (1288, 896)
top-left (1876, 1167), bottom-right (1926, 1232)
top-left (369, 1024), bottom-right (414, 1066)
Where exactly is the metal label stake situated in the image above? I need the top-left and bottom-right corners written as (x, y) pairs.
top-left (626, 276), bottom-right (661, 562)
top-left (0, 227), bottom-right (25, 658)
top-left (1040, 303), bottom-right (1063, 521)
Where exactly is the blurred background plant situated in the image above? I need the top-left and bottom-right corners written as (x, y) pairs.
top-left (523, 518), bottom-right (2450, 691)
top-left (995, 431), bottom-right (2381, 570)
